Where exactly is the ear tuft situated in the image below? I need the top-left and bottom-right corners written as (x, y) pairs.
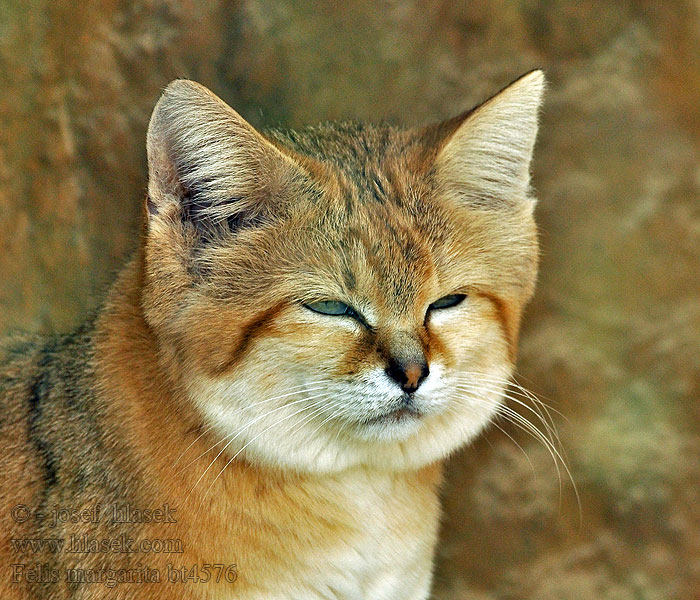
top-left (146, 79), bottom-right (303, 234)
top-left (435, 70), bottom-right (545, 208)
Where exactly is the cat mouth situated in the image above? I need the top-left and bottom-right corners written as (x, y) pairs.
top-left (363, 396), bottom-right (424, 425)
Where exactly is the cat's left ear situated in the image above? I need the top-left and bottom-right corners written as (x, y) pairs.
top-left (433, 70), bottom-right (545, 208)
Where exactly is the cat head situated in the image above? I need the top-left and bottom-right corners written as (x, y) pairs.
top-left (141, 71), bottom-right (544, 473)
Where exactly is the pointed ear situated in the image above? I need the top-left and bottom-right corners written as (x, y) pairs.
top-left (146, 80), bottom-right (305, 232)
top-left (433, 70), bottom-right (545, 208)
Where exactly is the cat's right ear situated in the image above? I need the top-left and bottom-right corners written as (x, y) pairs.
top-left (146, 80), bottom-right (305, 235)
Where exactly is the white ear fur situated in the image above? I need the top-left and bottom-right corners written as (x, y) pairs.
top-left (436, 70), bottom-right (545, 207)
top-left (146, 79), bottom-right (299, 221)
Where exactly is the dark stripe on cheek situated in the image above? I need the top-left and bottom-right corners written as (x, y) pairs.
top-left (336, 331), bottom-right (377, 377)
top-left (421, 323), bottom-right (447, 368)
top-left (211, 303), bottom-right (286, 376)
top-left (479, 292), bottom-right (518, 362)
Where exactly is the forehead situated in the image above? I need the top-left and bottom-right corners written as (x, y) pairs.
top-left (333, 203), bottom-right (437, 313)
top-left (293, 161), bottom-right (452, 313)
top-left (270, 123), bottom-right (463, 310)
top-left (269, 121), bottom-right (433, 207)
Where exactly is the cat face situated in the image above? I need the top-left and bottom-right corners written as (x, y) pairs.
top-left (142, 72), bottom-right (543, 472)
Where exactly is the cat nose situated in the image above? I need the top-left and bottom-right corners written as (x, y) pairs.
top-left (385, 357), bottom-right (429, 393)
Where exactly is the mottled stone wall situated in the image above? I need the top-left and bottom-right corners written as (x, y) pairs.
top-left (2, 1), bottom-right (699, 598)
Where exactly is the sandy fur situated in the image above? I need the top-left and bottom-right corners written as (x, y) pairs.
top-left (0, 71), bottom-right (544, 599)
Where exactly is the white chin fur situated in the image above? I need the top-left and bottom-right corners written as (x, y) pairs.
top-left (187, 364), bottom-right (511, 474)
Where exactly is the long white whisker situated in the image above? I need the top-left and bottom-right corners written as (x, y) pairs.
top-left (501, 377), bottom-right (577, 488)
top-left (455, 389), bottom-right (563, 484)
top-left (299, 404), bottom-right (350, 458)
top-left (184, 391), bottom-right (333, 494)
top-left (443, 401), bottom-right (536, 475)
top-left (459, 372), bottom-right (564, 444)
top-left (450, 390), bottom-right (580, 519)
top-left (198, 396), bottom-right (333, 504)
top-left (183, 389), bottom-right (331, 471)
top-left (461, 374), bottom-right (567, 452)
top-left (454, 381), bottom-right (559, 448)
top-left (457, 373), bottom-right (562, 437)
top-left (454, 374), bottom-right (566, 469)
top-left (172, 382), bottom-right (330, 466)
top-left (469, 373), bottom-right (563, 415)
top-left (454, 379), bottom-right (569, 494)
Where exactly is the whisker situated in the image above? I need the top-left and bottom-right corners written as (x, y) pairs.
top-left (184, 391), bottom-right (333, 495)
top-left (453, 375), bottom-right (571, 486)
top-left (186, 394), bottom-right (334, 519)
top-left (473, 373), bottom-right (563, 416)
top-left (454, 381), bottom-right (559, 449)
top-left (454, 390), bottom-right (563, 480)
top-left (454, 374), bottom-right (567, 474)
top-left (461, 375), bottom-right (568, 464)
top-left (482, 378), bottom-right (564, 448)
top-left (459, 371), bottom-right (565, 444)
top-left (443, 401), bottom-right (536, 475)
top-left (500, 376), bottom-right (577, 483)
top-left (182, 389), bottom-right (332, 472)
top-left (449, 389), bottom-right (580, 519)
top-left (458, 372), bottom-right (562, 435)
top-left (171, 381), bottom-right (330, 466)
top-left (453, 392), bottom-right (560, 485)
top-left (197, 396), bottom-right (333, 506)
top-left (298, 404), bottom-right (350, 457)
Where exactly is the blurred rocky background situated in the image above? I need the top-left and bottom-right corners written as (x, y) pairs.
top-left (1, 1), bottom-right (699, 598)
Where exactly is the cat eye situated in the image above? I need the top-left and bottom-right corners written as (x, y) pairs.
top-left (304, 300), bottom-right (371, 329)
top-left (305, 300), bottom-right (354, 317)
top-left (428, 294), bottom-right (466, 310)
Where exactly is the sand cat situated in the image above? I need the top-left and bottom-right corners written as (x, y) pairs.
top-left (0, 70), bottom-right (544, 599)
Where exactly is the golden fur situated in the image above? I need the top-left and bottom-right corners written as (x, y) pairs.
top-left (0, 71), bottom-right (544, 599)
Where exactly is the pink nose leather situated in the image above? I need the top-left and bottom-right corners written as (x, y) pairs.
top-left (403, 363), bottom-right (423, 389)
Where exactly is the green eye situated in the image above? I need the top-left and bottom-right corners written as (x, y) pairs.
top-left (429, 294), bottom-right (466, 310)
top-left (305, 300), bottom-right (352, 316)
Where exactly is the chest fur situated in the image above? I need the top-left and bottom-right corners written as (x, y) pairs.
top-left (209, 464), bottom-right (443, 600)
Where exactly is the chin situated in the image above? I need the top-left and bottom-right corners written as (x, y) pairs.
top-left (352, 409), bottom-right (426, 443)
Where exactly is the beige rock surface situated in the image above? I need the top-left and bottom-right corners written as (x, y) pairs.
top-left (2, 1), bottom-right (699, 597)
